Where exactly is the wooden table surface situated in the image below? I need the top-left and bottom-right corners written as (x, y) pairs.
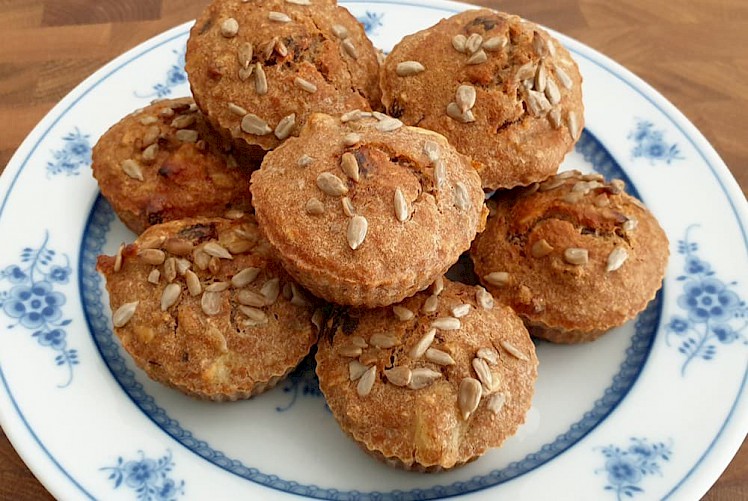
top-left (0, 0), bottom-right (745, 499)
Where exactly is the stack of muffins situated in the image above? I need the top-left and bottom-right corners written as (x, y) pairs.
top-left (93, 1), bottom-right (668, 472)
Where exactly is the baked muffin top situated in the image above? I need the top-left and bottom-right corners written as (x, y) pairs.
top-left (91, 97), bottom-right (253, 234)
top-left (186, 0), bottom-right (381, 152)
top-left (250, 112), bottom-right (487, 307)
top-left (471, 170), bottom-right (669, 340)
top-left (315, 278), bottom-right (538, 470)
top-left (97, 215), bottom-right (318, 400)
top-left (380, 9), bottom-right (584, 190)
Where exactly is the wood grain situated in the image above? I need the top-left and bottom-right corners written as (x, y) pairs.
top-left (0, 1), bottom-right (745, 499)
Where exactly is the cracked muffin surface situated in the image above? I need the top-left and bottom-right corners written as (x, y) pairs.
top-left (471, 170), bottom-right (668, 343)
top-left (380, 9), bottom-right (584, 190)
top-left (97, 215), bottom-right (318, 400)
top-left (250, 112), bottom-right (488, 307)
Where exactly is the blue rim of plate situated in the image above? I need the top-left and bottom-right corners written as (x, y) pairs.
top-left (0, 1), bottom-right (744, 499)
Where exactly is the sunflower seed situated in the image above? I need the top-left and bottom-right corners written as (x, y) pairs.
top-left (545, 77), bottom-right (561, 105)
top-left (409, 328), bottom-right (436, 359)
top-left (139, 115), bottom-right (158, 125)
top-left (423, 140), bottom-right (440, 162)
top-left (564, 247), bottom-right (588, 265)
top-left (139, 235), bottom-right (165, 249)
top-left (447, 102), bottom-right (475, 123)
top-left (180, 269), bottom-right (200, 296)
top-left (142, 125), bottom-right (160, 147)
top-left (516, 61), bottom-right (536, 82)
top-left (595, 195), bottom-right (611, 207)
top-left (342, 39), bottom-right (358, 59)
top-left (297, 154), bottom-right (314, 167)
top-left (472, 357), bottom-right (493, 390)
top-left (147, 269), bottom-right (161, 284)
top-left (434, 159), bottom-right (446, 189)
top-left (175, 258), bottom-right (191, 276)
top-left (238, 65), bottom-right (254, 81)
top-left (540, 177), bottom-right (566, 192)
top-left (482, 36), bottom-right (506, 51)
top-left (142, 144), bottom-right (159, 162)
top-left (237, 42), bottom-right (253, 69)
top-left (275, 40), bottom-right (289, 57)
top-left (532, 239), bottom-right (554, 258)
top-left (357, 366), bottom-right (376, 396)
top-left (374, 117), bottom-right (403, 132)
top-left (452, 34), bottom-right (467, 53)
top-left (454, 182), bottom-right (471, 210)
top-left (465, 33), bottom-right (483, 54)
top-left (432, 316), bottom-right (460, 330)
top-left (231, 267), bottom-right (261, 288)
top-left (305, 198), bottom-right (325, 215)
top-left (606, 247), bottom-right (629, 272)
top-left (623, 217), bottom-right (638, 233)
top-left (487, 393), bottom-right (506, 415)
top-left (209, 256), bottom-right (221, 275)
top-left (532, 30), bottom-right (547, 56)
top-left (317, 172), bottom-right (348, 196)
top-left (113, 301), bottom-right (138, 327)
top-left (554, 64), bottom-right (573, 89)
top-left (340, 152), bottom-right (360, 182)
top-left (176, 129), bottom-right (198, 143)
top-left (254, 63), bottom-right (268, 95)
top-left (526, 90), bottom-right (552, 117)
top-left (332, 24), bottom-right (349, 39)
top-left (458, 377), bottom-right (482, 420)
top-left (158, 107), bottom-right (175, 118)
top-left (241, 113), bottom-right (272, 135)
top-left (343, 133), bottom-right (361, 146)
top-left (311, 308), bottom-right (324, 331)
top-left (455, 85), bottom-right (476, 113)
top-left (408, 368), bottom-right (441, 390)
top-left (121, 159), bottom-right (144, 181)
top-left (349, 360), bottom-right (368, 381)
top-left (451, 304), bottom-right (471, 318)
top-left (268, 11), bottom-right (291, 22)
top-left (548, 108), bottom-right (562, 129)
top-left (564, 191), bottom-right (583, 204)
top-left (163, 257), bottom-right (177, 282)
top-left (203, 241), bottom-right (232, 260)
top-left (293, 76), bottom-right (317, 93)
top-left (339, 343), bottom-right (363, 357)
top-left (274, 113), bottom-right (296, 140)
top-left (239, 305), bottom-right (268, 325)
top-left (534, 64), bottom-right (547, 93)
top-left (139, 248), bottom-right (166, 265)
top-left (289, 283), bottom-right (309, 307)
top-left (349, 335), bottom-right (368, 349)
top-left (393, 306), bottom-right (414, 321)
top-left (396, 61), bottom-right (425, 76)
top-left (476, 286), bottom-right (494, 309)
top-left (501, 340), bottom-right (529, 361)
top-left (193, 249), bottom-right (209, 270)
top-left (221, 18), bottom-right (239, 37)
top-left (347, 215), bottom-right (368, 250)
top-left (340, 109), bottom-right (369, 122)
top-left (161, 283), bottom-right (182, 311)
top-left (171, 114), bottom-right (195, 129)
top-left (286, 0), bottom-right (311, 5)
top-left (261, 38), bottom-right (276, 60)
top-left (205, 282), bottom-right (229, 293)
top-left (261, 278), bottom-right (280, 304)
top-left (236, 289), bottom-right (266, 307)
top-left (467, 49), bottom-right (487, 65)
top-left (430, 276), bottom-right (443, 296)
top-left (477, 347), bottom-right (499, 365)
top-left (390, 187), bottom-right (409, 222)
top-left (422, 294), bottom-right (439, 313)
top-left (201, 291), bottom-right (222, 316)
top-left (384, 366), bottom-right (411, 387)
top-left (426, 348), bottom-right (455, 366)
top-left (370, 333), bottom-right (399, 349)
top-left (609, 179), bottom-right (626, 194)
top-left (341, 197), bottom-right (355, 217)
top-left (567, 111), bottom-right (580, 140)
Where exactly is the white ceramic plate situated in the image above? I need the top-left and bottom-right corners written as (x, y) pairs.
top-left (1, 1), bottom-right (746, 499)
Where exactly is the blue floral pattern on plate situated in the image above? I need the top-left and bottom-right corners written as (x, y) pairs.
top-left (628, 119), bottom-right (683, 164)
top-left (275, 354), bottom-right (323, 412)
top-left (46, 128), bottom-right (91, 177)
top-left (666, 225), bottom-right (747, 375)
top-left (0, 232), bottom-right (77, 387)
top-left (134, 46), bottom-right (187, 99)
top-left (101, 450), bottom-right (185, 501)
top-left (357, 11), bottom-right (384, 35)
top-left (597, 438), bottom-right (672, 500)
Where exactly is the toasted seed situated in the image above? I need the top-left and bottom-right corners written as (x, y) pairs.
top-left (331, 23), bottom-right (349, 39)
top-left (338, 343), bottom-right (363, 358)
top-left (532, 30), bottom-right (547, 56)
top-left (142, 125), bottom-right (160, 147)
top-left (347, 215), bottom-right (368, 250)
top-left (175, 129), bottom-right (198, 143)
top-left (484, 271), bottom-right (509, 287)
top-left (193, 249), bottom-right (209, 271)
top-left (317, 172), bottom-right (348, 196)
top-left (487, 393), bottom-right (506, 415)
top-left (163, 257), bottom-right (177, 282)
top-left (220, 18), bottom-right (239, 37)
top-left (434, 159), bottom-right (446, 189)
top-left (476, 286), bottom-right (494, 309)
top-left (384, 366), bottom-right (412, 387)
top-left (396, 61), bottom-right (425, 76)
top-left (254, 63), bottom-right (268, 95)
top-left (409, 328), bottom-right (436, 359)
top-left (374, 117), bottom-right (403, 132)
top-left (171, 114), bottom-right (195, 129)
top-left (275, 39), bottom-right (288, 57)
top-left (147, 269), bottom-right (161, 284)
top-left (138, 249), bottom-right (166, 265)
top-left (452, 34), bottom-right (467, 53)
top-left (423, 140), bottom-right (440, 162)
top-left (342, 39), bottom-right (358, 59)
top-left (534, 64), bottom-right (547, 93)
top-left (527, 90), bottom-right (552, 117)
top-left (274, 113), bottom-right (296, 140)
top-left (113, 301), bottom-right (138, 327)
top-left (121, 159), bottom-right (144, 181)
top-left (179, 270), bottom-right (198, 297)
top-left (348, 335), bottom-right (367, 349)
top-left (564, 191), bottom-right (584, 204)
top-left (297, 154), bottom-right (314, 167)
top-left (340, 109), bottom-right (368, 122)
top-left (286, 0), bottom-right (311, 5)
top-left (305, 197), bottom-right (325, 215)
top-left (203, 241), bottom-right (232, 260)
top-left (393, 306), bottom-right (414, 321)
top-left (209, 256), bottom-right (221, 275)
top-left (465, 33), bottom-right (483, 53)
top-left (261, 278), bottom-right (280, 304)
top-left (205, 282), bottom-right (229, 292)
top-left (516, 61), bottom-right (536, 81)
top-left (139, 115), bottom-right (158, 125)
top-left (232, 268), bottom-right (261, 289)
top-left (370, 333), bottom-right (399, 349)
top-left (472, 357), bottom-right (493, 390)
top-left (161, 283), bottom-right (182, 311)
top-left (501, 340), bottom-right (529, 361)
top-left (458, 378), bottom-right (482, 420)
top-left (237, 42), bottom-right (253, 69)
top-left (554, 64), bottom-right (573, 89)
top-left (532, 239), bottom-right (554, 258)
top-left (294, 76), bottom-right (317, 93)
top-left (341, 197), bottom-right (355, 217)
top-left (595, 194), bottom-right (611, 207)
top-left (340, 152), bottom-right (360, 182)
top-left (349, 360), bottom-right (368, 381)
top-left (238, 65), bottom-right (254, 81)
top-left (239, 305), bottom-right (268, 325)
top-left (548, 108), bottom-right (562, 129)
top-left (142, 143), bottom-right (159, 162)
top-left (432, 316), bottom-right (460, 330)
top-left (455, 85), bottom-right (476, 113)
top-left (175, 258), bottom-right (191, 276)
top-left (467, 49), bottom-right (487, 65)
top-left (139, 235), bottom-right (165, 250)
top-left (343, 133), bottom-right (361, 147)
top-left (408, 368), bottom-right (441, 390)
top-left (426, 348), bottom-right (455, 366)
top-left (422, 294), bottom-right (439, 313)
top-left (357, 366), bottom-right (376, 396)
top-left (241, 113), bottom-right (272, 135)
top-left (447, 102), bottom-right (475, 123)
top-left (609, 178), bottom-right (626, 194)
top-left (158, 107), bottom-right (175, 118)
top-left (201, 291), bottom-right (222, 316)
top-left (623, 217), bottom-right (638, 232)
top-left (268, 11), bottom-right (291, 22)
top-left (454, 182), bottom-right (471, 210)
top-left (237, 289), bottom-right (267, 308)
top-left (607, 247), bottom-right (629, 272)
top-left (545, 77), bottom-right (561, 105)
top-left (392, 187), bottom-right (409, 222)
top-left (482, 36), bottom-right (506, 51)
top-left (477, 347), bottom-right (499, 365)
top-left (567, 111), bottom-right (581, 140)
top-left (290, 283), bottom-right (309, 307)
top-left (452, 304), bottom-right (471, 318)
top-left (311, 308), bottom-right (324, 332)
top-left (564, 247), bottom-right (588, 265)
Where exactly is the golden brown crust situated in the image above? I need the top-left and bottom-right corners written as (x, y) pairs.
top-left (250, 112), bottom-right (488, 307)
top-left (471, 170), bottom-right (669, 342)
top-left (315, 279), bottom-right (538, 470)
top-left (185, 0), bottom-right (381, 153)
top-left (380, 9), bottom-right (584, 190)
top-left (97, 216), bottom-right (318, 400)
top-left (91, 97), bottom-right (254, 234)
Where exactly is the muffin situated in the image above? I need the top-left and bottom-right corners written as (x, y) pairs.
top-left (471, 170), bottom-right (669, 343)
top-left (92, 97), bottom-right (253, 234)
top-left (185, 0), bottom-right (382, 157)
top-left (250, 112), bottom-right (488, 307)
top-left (380, 9), bottom-right (584, 190)
top-left (316, 278), bottom-right (538, 471)
top-left (97, 215), bottom-right (319, 400)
